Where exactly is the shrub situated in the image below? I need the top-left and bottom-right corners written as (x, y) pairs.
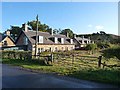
top-left (2, 50), bottom-right (32, 60)
top-left (97, 42), bottom-right (111, 49)
top-left (102, 46), bottom-right (120, 60)
top-left (85, 44), bottom-right (97, 51)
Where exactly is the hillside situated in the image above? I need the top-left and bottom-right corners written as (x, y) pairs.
top-left (77, 32), bottom-right (120, 44)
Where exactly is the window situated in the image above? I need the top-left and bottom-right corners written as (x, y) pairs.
top-left (65, 47), bottom-right (68, 51)
top-left (70, 39), bottom-right (73, 44)
top-left (38, 36), bottom-right (43, 43)
top-left (61, 38), bottom-right (64, 44)
top-left (54, 37), bottom-right (58, 44)
top-left (24, 37), bottom-right (28, 45)
top-left (41, 48), bottom-right (44, 52)
top-left (84, 41), bottom-right (87, 44)
top-left (38, 48), bottom-right (41, 54)
top-left (49, 47), bottom-right (52, 52)
top-left (55, 47), bottom-right (57, 51)
top-left (3, 41), bottom-right (8, 46)
top-left (79, 40), bottom-right (82, 43)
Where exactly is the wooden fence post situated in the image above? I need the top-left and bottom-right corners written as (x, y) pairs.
top-left (98, 56), bottom-right (102, 68)
top-left (72, 54), bottom-right (75, 65)
top-left (51, 53), bottom-right (53, 62)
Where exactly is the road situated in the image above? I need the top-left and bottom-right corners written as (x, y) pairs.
top-left (2, 64), bottom-right (119, 88)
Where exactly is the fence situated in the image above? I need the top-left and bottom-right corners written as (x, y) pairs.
top-left (53, 52), bottom-right (99, 69)
top-left (1, 50), bottom-right (120, 68)
top-left (53, 52), bottom-right (120, 69)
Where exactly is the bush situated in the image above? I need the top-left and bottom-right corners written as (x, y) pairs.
top-left (97, 42), bottom-right (111, 49)
top-left (85, 44), bottom-right (97, 51)
top-left (2, 50), bottom-right (32, 60)
top-left (102, 46), bottom-right (120, 60)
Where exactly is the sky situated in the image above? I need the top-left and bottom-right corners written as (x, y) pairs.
top-left (1, 2), bottom-right (118, 35)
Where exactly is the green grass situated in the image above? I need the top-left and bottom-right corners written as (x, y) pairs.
top-left (2, 50), bottom-right (120, 86)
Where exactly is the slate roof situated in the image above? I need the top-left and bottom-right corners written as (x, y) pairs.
top-left (0, 33), bottom-right (2, 42)
top-left (74, 37), bottom-right (91, 44)
top-left (0, 33), bottom-right (15, 43)
top-left (75, 37), bottom-right (91, 41)
top-left (23, 30), bottom-right (74, 45)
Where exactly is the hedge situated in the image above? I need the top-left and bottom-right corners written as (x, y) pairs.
top-left (2, 50), bottom-right (32, 60)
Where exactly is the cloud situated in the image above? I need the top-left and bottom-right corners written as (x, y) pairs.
top-left (88, 24), bottom-right (92, 28)
top-left (95, 25), bottom-right (104, 30)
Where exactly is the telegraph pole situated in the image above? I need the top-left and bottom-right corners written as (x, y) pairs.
top-left (35, 15), bottom-right (39, 57)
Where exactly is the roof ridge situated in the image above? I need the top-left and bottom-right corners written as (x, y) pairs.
top-left (27, 30), bottom-right (50, 34)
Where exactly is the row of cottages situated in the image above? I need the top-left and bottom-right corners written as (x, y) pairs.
top-left (0, 23), bottom-right (94, 53)
top-left (73, 35), bottom-right (94, 49)
top-left (15, 24), bottom-right (75, 55)
top-left (0, 32), bottom-right (15, 50)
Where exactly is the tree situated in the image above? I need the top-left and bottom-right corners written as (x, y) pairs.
top-left (8, 26), bottom-right (22, 41)
top-left (53, 28), bottom-right (62, 34)
top-left (100, 31), bottom-right (106, 35)
top-left (60, 29), bottom-right (74, 38)
top-left (102, 46), bottom-right (120, 60)
top-left (96, 42), bottom-right (111, 49)
top-left (85, 44), bottom-right (97, 54)
top-left (27, 20), bottom-right (50, 32)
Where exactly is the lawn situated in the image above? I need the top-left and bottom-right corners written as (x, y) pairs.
top-left (2, 50), bottom-right (120, 86)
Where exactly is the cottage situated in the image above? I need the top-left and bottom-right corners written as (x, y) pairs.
top-left (16, 24), bottom-right (75, 55)
top-left (73, 34), bottom-right (94, 49)
top-left (0, 31), bottom-right (15, 50)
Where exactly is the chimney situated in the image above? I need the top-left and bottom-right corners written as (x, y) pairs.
top-left (82, 36), bottom-right (84, 39)
top-left (88, 37), bottom-right (90, 40)
top-left (66, 32), bottom-right (69, 37)
top-left (6, 30), bottom-right (10, 36)
top-left (22, 23), bottom-right (28, 32)
top-left (49, 29), bottom-right (53, 35)
top-left (74, 34), bottom-right (76, 38)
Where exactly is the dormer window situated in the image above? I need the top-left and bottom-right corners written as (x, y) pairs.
top-left (58, 38), bottom-right (64, 44)
top-left (70, 39), bottom-right (73, 44)
top-left (2, 41), bottom-right (8, 46)
top-left (54, 37), bottom-right (58, 44)
top-left (38, 36), bottom-right (43, 43)
top-left (61, 38), bottom-right (64, 44)
top-left (24, 37), bottom-right (28, 45)
top-left (66, 39), bottom-right (70, 43)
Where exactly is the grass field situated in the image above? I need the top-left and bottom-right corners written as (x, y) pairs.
top-left (2, 50), bottom-right (120, 86)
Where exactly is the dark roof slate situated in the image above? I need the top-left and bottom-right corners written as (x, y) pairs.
top-left (0, 33), bottom-right (15, 43)
top-left (23, 30), bottom-right (74, 45)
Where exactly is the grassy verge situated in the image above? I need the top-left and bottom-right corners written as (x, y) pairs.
top-left (2, 57), bottom-right (120, 86)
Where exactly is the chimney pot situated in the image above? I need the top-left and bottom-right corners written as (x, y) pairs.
top-left (22, 23), bottom-right (28, 32)
top-left (6, 30), bottom-right (10, 36)
top-left (74, 34), bottom-right (76, 38)
top-left (49, 29), bottom-right (53, 35)
top-left (82, 36), bottom-right (84, 39)
top-left (66, 32), bottom-right (69, 37)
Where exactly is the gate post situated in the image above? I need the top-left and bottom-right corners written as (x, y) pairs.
top-left (98, 56), bottom-right (102, 68)
top-left (51, 53), bottom-right (53, 62)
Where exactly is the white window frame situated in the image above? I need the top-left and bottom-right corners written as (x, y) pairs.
top-left (61, 38), bottom-right (64, 44)
top-left (54, 37), bottom-right (58, 44)
top-left (70, 39), bottom-right (73, 44)
top-left (38, 36), bottom-right (43, 43)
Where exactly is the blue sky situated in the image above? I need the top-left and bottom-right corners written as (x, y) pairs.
top-left (2, 2), bottom-right (118, 35)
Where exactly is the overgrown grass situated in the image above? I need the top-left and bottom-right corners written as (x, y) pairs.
top-left (2, 50), bottom-right (120, 86)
